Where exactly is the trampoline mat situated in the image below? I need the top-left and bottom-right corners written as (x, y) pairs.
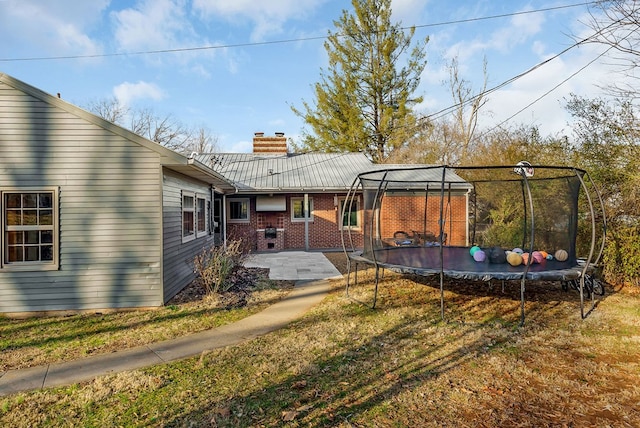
top-left (363, 246), bottom-right (582, 281)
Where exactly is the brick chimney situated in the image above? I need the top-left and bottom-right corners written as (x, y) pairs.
top-left (253, 132), bottom-right (287, 154)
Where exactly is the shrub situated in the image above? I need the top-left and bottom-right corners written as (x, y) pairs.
top-left (193, 240), bottom-right (248, 294)
top-left (602, 225), bottom-right (640, 287)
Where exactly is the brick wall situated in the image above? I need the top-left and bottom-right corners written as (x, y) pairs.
top-left (226, 194), bottom-right (364, 251)
top-left (225, 192), bottom-right (468, 251)
top-left (379, 193), bottom-right (468, 246)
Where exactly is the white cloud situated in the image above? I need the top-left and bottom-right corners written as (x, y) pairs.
top-left (111, 0), bottom-right (192, 52)
top-left (391, 0), bottom-right (431, 24)
top-left (113, 81), bottom-right (166, 106)
top-left (192, 0), bottom-right (326, 41)
top-left (0, 0), bottom-right (107, 58)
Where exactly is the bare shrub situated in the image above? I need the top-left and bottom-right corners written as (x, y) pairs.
top-left (193, 240), bottom-right (248, 294)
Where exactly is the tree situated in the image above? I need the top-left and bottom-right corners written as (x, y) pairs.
top-left (85, 98), bottom-right (218, 155)
top-left (385, 56), bottom-right (488, 165)
top-left (580, 0), bottom-right (640, 98)
top-left (565, 94), bottom-right (640, 222)
top-left (292, 0), bottom-right (428, 163)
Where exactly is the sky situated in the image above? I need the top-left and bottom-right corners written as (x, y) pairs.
top-left (0, 0), bottom-right (625, 153)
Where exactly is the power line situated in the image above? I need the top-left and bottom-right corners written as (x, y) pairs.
top-left (423, 13), bottom-right (625, 125)
top-left (0, 1), bottom-right (599, 63)
top-left (480, 45), bottom-right (615, 137)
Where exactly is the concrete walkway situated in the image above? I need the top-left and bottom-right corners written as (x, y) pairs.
top-left (0, 251), bottom-right (343, 397)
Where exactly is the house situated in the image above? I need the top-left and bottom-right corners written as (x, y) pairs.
top-left (196, 133), bottom-right (374, 252)
top-left (0, 72), bottom-right (470, 315)
top-left (0, 73), bottom-right (235, 315)
top-left (196, 133), bottom-right (471, 252)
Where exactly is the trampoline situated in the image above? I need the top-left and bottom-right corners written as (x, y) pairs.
top-left (341, 163), bottom-right (606, 325)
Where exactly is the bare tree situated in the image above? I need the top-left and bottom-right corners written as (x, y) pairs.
top-left (186, 126), bottom-right (220, 154)
top-left (448, 56), bottom-right (489, 163)
top-left (580, 0), bottom-right (640, 98)
top-left (85, 98), bottom-right (215, 155)
top-left (387, 56), bottom-right (488, 165)
top-left (85, 96), bottom-right (129, 124)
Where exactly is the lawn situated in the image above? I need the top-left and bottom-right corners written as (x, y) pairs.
top-left (1, 253), bottom-right (639, 427)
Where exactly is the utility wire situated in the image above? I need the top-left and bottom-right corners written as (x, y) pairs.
top-left (480, 45), bottom-right (615, 137)
top-left (422, 14), bottom-right (625, 125)
top-left (0, 1), bottom-right (599, 63)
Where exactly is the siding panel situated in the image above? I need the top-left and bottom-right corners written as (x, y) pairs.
top-left (162, 169), bottom-right (215, 302)
top-left (0, 81), bottom-right (164, 313)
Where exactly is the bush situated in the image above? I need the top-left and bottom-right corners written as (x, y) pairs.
top-left (602, 225), bottom-right (640, 288)
top-left (193, 240), bottom-right (248, 294)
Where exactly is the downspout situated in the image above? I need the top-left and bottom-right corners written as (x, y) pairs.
top-left (304, 193), bottom-right (309, 251)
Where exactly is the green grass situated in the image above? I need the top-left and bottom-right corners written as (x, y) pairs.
top-left (0, 278), bottom-right (292, 372)
top-left (1, 268), bottom-right (639, 427)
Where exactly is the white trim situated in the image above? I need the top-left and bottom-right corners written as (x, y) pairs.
top-left (196, 194), bottom-right (207, 238)
top-left (291, 196), bottom-right (314, 222)
top-left (1, 187), bottom-right (59, 271)
top-left (182, 191), bottom-right (196, 243)
top-left (227, 198), bottom-right (250, 224)
top-left (339, 196), bottom-right (361, 230)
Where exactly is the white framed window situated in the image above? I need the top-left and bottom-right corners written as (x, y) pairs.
top-left (291, 197), bottom-right (313, 222)
top-left (1, 188), bottom-right (59, 270)
top-left (196, 195), bottom-right (207, 237)
top-left (227, 198), bottom-right (249, 223)
top-left (182, 191), bottom-right (195, 242)
top-left (340, 197), bottom-right (360, 230)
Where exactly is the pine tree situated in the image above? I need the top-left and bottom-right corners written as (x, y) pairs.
top-left (292, 0), bottom-right (428, 163)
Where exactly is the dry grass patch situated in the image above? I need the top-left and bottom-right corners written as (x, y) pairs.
top-left (1, 254), bottom-right (639, 427)
top-left (0, 268), bottom-right (294, 371)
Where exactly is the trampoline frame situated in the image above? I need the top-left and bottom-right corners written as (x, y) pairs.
top-left (341, 164), bottom-right (607, 325)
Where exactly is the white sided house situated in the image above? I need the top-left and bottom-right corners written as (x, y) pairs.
top-left (0, 73), bottom-right (235, 315)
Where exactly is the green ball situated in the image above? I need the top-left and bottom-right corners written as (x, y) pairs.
top-left (470, 245), bottom-right (481, 257)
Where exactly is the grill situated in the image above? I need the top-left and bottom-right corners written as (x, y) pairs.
top-left (264, 227), bottom-right (277, 239)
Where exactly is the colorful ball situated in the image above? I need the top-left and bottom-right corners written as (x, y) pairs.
top-left (546, 254), bottom-right (554, 260)
top-left (473, 249), bottom-right (486, 262)
top-left (521, 252), bottom-right (530, 265)
top-left (470, 245), bottom-right (481, 257)
top-left (512, 247), bottom-right (524, 255)
top-left (555, 249), bottom-right (568, 262)
top-left (532, 251), bottom-right (544, 264)
top-left (507, 252), bottom-right (522, 266)
top-left (539, 250), bottom-right (549, 259)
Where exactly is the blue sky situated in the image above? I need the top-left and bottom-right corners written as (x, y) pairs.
top-left (0, 0), bottom-right (621, 153)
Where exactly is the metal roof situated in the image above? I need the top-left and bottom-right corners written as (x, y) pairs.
top-left (195, 152), bottom-right (475, 193)
top-left (196, 152), bottom-right (375, 193)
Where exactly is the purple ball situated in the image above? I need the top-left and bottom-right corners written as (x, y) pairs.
top-left (473, 249), bottom-right (486, 262)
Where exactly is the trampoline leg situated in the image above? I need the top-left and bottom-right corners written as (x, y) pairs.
top-left (355, 263), bottom-right (359, 286)
top-left (439, 271), bottom-right (445, 321)
top-left (519, 277), bottom-right (526, 326)
top-left (372, 266), bottom-right (380, 309)
top-left (346, 259), bottom-right (352, 298)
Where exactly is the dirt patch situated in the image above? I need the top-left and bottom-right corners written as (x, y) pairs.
top-left (168, 267), bottom-right (294, 310)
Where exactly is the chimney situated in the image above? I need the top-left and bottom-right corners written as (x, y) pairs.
top-left (253, 132), bottom-right (288, 154)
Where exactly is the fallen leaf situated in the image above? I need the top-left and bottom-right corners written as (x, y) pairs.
top-left (282, 410), bottom-right (299, 421)
top-left (296, 404), bottom-right (314, 412)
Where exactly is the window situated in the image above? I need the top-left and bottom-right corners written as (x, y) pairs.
top-left (182, 191), bottom-right (195, 242)
top-left (228, 198), bottom-right (249, 223)
top-left (2, 188), bottom-right (58, 270)
top-left (340, 197), bottom-right (360, 229)
top-left (196, 196), bottom-right (207, 237)
top-left (291, 197), bottom-right (313, 222)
